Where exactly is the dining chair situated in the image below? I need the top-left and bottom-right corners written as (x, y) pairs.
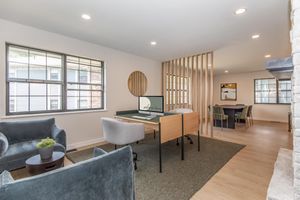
top-left (213, 106), bottom-right (229, 130)
top-left (101, 117), bottom-right (145, 170)
top-left (235, 106), bottom-right (250, 127)
top-left (247, 105), bottom-right (254, 126)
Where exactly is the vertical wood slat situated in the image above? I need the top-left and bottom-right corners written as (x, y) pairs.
top-left (182, 57), bottom-right (186, 108)
top-left (178, 58), bottom-right (181, 108)
top-left (171, 60), bottom-right (175, 110)
top-left (161, 52), bottom-right (214, 137)
top-left (210, 53), bottom-right (214, 137)
top-left (167, 61), bottom-right (170, 111)
top-left (204, 54), bottom-right (208, 135)
top-left (186, 57), bottom-right (190, 108)
top-left (162, 62), bottom-right (166, 111)
top-left (200, 54), bottom-right (203, 135)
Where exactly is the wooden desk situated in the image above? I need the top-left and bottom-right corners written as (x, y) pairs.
top-left (115, 110), bottom-right (184, 172)
top-left (216, 105), bottom-right (245, 129)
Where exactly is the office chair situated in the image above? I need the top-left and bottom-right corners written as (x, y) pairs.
top-left (101, 117), bottom-right (145, 170)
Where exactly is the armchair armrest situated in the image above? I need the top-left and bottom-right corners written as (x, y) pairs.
top-left (51, 125), bottom-right (66, 148)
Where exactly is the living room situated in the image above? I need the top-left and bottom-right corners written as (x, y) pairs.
top-left (0, 0), bottom-right (299, 200)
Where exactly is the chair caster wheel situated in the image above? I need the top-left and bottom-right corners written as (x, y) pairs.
top-left (134, 163), bottom-right (137, 170)
top-left (190, 141), bottom-right (193, 144)
top-left (176, 142), bottom-right (179, 146)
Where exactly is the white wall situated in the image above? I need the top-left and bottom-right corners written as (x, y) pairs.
top-left (0, 19), bottom-right (161, 149)
top-left (214, 70), bottom-right (291, 123)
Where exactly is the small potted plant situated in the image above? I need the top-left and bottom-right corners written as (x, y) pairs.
top-left (36, 137), bottom-right (56, 160)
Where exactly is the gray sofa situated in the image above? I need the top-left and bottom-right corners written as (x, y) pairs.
top-left (0, 118), bottom-right (66, 172)
top-left (0, 146), bottom-right (135, 200)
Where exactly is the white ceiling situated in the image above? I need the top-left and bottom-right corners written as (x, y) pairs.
top-left (0, 0), bottom-right (291, 74)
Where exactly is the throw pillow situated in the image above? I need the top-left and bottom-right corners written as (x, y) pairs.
top-left (0, 133), bottom-right (9, 156)
top-left (0, 170), bottom-right (14, 187)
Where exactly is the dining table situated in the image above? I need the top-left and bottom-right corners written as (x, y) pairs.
top-left (215, 105), bottom-right (245, 129)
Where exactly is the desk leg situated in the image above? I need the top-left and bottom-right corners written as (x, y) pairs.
top-left (159, 123), bottom-right (162, 173)
top-left (197, 130), bottom-right (200, 152)
top-left (181, 115), bottom-right (184, 160)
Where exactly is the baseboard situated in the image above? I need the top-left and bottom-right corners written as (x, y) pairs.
top-left (67, 137), bottom-right (105, 150)
top-left (253, 119), bottom-right (288, 124)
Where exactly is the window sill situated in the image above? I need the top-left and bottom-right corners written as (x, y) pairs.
top-left (1, 109), bottom-right (108, 120)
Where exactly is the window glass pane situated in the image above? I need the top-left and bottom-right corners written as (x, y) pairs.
top-left (30, 83), bottom-right (46, 96)
top-left (47, 53), bottom-right (62, 67)
top-left (67, 56), bottom-right (79, 63)
top-left (80, 91), bottom-right (91, 97)
top-left (29, 50), bottom-right (46, 65)
top-left (47, 67), bottom-right (62, 81)
top-left (30, 65), bottom-right (46, 80)
top-left (79, 58), bottom-right (90, 65)
top-left (67, 83), bottom-right (79, 90)
top-left (79, 71), bottom-right (90, 83)
top-left (67, 97), bottom-right (79, 110)
top-left (67, 90), bottom-right (79, 97)
top-left (9, 82), bottom-right (29, 96)
top-left (91, 60), bottom-right (101, 67)
top-left (91, 66), bottom-right (101, 73)
top-left (80, 84), bottom-right (91, 90)
top-left (48, 97), bottom-right (61, 110)
top-left (48, 84), bottom-right (61, 96)
top-left (79, 97), bottom-right (91, 109)
top-left (8, 62), bottom-right (28, 79)
top-left (92, 96), bottom-right (101, 108)
top-left (9, 46), bottom-right (28, 63)
top-left (12, 97), bottom-right (29, 112)
top-left (30, 96), bottom-right (46, 111)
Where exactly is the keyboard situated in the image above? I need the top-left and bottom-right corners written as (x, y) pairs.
top-left (132, 115), bottom-right (155, 120)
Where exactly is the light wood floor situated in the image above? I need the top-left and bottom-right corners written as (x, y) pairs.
top-left (11, 121), bottom-right (292, 200)
top-left (191, 121), bottom-right (293, 200)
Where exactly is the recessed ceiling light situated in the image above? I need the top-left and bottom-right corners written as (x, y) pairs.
top-left (265, 54), bottom-right (271, 58)
top-left (150, 41), bottom-right (157, 46)
top-left (81, 14), bottom-right (91, 20)
top-left (252, 34), bottom-right (260, 39)
top-left (235, 8), bottom-right (246, 15)
top-left (224, 70), bottom-right (229, 73)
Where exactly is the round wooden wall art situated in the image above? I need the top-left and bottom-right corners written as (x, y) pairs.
top-left (128, 71), bottom-right (147, 96)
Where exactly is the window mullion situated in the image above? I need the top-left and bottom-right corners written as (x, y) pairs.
top-left (63, 55), bottom-right (67, 112)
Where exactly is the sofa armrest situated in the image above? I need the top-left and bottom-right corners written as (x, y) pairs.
top-left (51, 125), bottom-right (66, 148)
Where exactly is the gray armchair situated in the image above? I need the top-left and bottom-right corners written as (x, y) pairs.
top-left (0, 118), bottom-right (66, 172)
top-left (0, 146), bottom-right (135, 200)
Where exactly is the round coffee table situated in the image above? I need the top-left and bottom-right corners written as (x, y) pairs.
top-left (26, 151), bottom-right (65, 175)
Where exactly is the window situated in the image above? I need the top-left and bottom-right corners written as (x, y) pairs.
top-left (66, 56), bottom-right (103, 110)
top-left (6, 44), bottom-right (104, 115)
top-left (254, 78), bottom-right (291, 104)
top-left (165, 74), bottom-right (191, 106)
top-left (278, 80), bottom-right (292, 104)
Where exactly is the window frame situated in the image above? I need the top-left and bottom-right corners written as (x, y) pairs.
top-left (254, 78), bottom-right (291, 105)
top-left (6, 43), bottom-right (105, 116)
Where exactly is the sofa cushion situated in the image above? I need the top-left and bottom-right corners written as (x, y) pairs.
top-left (0, 170), bottom-right (14, 187)
top-left (0, 118), bottom-right (55, 144)
top-left (0, 133), bottom-right (9, 156)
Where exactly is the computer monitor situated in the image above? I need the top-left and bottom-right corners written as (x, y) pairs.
top-left (138, 96), bottom-right (164, 113)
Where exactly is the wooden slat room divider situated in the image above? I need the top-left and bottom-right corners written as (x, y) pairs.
top-left (162, 52), bottom-right (214, 137)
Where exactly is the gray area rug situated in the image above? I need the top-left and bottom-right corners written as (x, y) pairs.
top-left (67, 135), bottom-right (245, 200)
